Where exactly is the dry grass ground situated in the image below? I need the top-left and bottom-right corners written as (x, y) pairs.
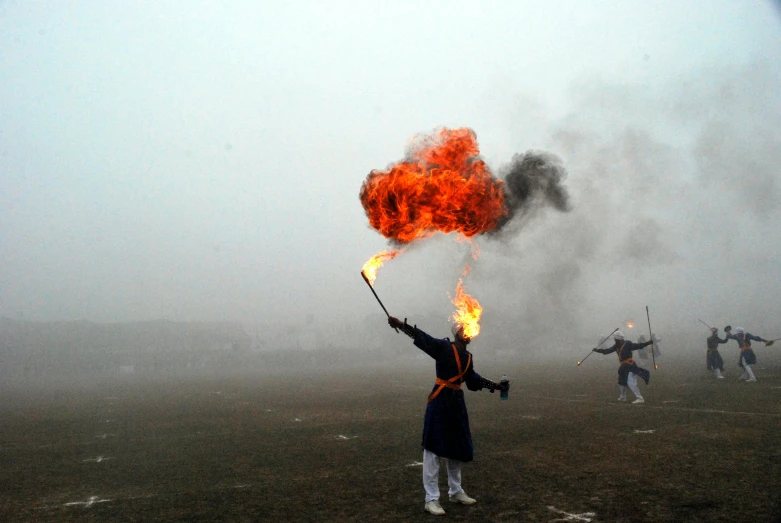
top-left (1, 353), bottom-right (780, 522)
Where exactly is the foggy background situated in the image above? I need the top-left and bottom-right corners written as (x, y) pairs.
top-left (2, 1), bottom-right (780, 374)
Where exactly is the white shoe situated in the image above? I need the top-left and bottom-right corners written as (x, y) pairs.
top-left (632, 398), bottom-right (645, 404)
top-left (449, 491), bottom-right (477, 505)
top-left (717, 375), bottom-right (725, 379)
top-left (746, 378), bottom-right (757, 383)
top-left (618, 397), bottom-right (628, 402)
top-left (424, 500), bottom-right (445, 515)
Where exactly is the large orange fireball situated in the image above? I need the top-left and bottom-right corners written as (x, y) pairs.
top-left (359, 128), bottom-right (507, 244)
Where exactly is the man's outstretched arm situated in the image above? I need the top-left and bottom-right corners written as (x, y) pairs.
top-left (388, 316), bottom-right (443, 359)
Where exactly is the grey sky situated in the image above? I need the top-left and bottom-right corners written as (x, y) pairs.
top-left (1, 1), bottom-right (780, 341)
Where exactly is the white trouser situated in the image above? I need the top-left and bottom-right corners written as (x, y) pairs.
top-left (626, 372), bottom-right (643, 400)
top-left (714, 368), bottom-right (723, 378)
top-left (423, 449), bottom-right (463, 502)
top-left (740, 356), bottom-right (756, 380)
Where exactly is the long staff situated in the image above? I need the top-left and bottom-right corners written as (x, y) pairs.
top-left (698, 319), bottom-right (713, 330)
top-left (361, 271), bottom-right (398, 332)
top-left (577, 327), bottom-right (619, 366)
top-left (646, 306), bottom-right (657, 369)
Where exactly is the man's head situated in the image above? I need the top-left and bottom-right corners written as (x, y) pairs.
top-left (710, 327), bottom-right (718, 334)
top-left (736, 327), bottom-right (744, 334)
top-left (451, 323), bottom-right (470, 345)
top-left (613, 331), bottom-right (625, 342)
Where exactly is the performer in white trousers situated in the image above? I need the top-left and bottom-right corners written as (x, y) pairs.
top-left (623, 371), bottom-right (643, 402)
top-left (387, 316), bottom-right (508, 516)
top-left (593, 331), bottom-right (653, 404)
top-left (423, 450), bottom-right (464, 504)
top-left (725, 326), bottom-right (767, 382)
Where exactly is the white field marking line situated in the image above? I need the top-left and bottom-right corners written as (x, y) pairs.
top-left (525, 395), bottom-right (781, 418)
top-left (64, 496), bottom-right (111, 508)
top-left (547, 505), bottom-right (596, 522)
top-left (633, 430), bottom-right (655, 434)
top-left (38, 481), bottom-right (264, 510)
top-left (640, 404), bottom-right (781, 417)
top-left (405, 461), bottom-right (424, 467)
top-left (82, 456), bottom-right (114, 463)
top-left (335, 434), bottom-right (358, 440)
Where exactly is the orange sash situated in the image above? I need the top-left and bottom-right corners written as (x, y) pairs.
top-left (427, 344), bottom-right (472, 403)
top-left (616, 342), bottom-right (633, 365)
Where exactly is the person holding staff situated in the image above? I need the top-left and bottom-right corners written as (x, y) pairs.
top-left (387, 315), bottom-right (508, 516)
top-left (706, 327), bottom-right (729, 379)
top-left (592, 331), bottom-right (653, 404)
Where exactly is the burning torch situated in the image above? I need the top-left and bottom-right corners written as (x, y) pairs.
top-left (577, 327), bottom-right (619, 366)
top-left (360, 271), bottom-right (397, 333)
top-left (360, 250), bottom-right (405, 331)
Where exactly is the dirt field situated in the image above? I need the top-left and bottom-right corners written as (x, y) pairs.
top-left (1, 354), bottom-right (780, 522)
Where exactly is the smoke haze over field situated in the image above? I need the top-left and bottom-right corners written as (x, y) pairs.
top-left (1, 2), bottom-right (780, 357)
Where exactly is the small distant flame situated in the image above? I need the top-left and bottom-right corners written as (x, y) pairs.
top-left (449, 266), bottom-right (482, 340)
top-left (361, 249), bottom-right (405, 286)
top-left (626, 322), bottom-right (634, 329)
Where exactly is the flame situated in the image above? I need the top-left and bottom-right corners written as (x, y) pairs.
top-left (449, 266), bottom-right (482, 340)
top-left (626, 322), bottom-right (634, 329)
top-left (455, 234), bottom-right (481, 260)
top-left (361, 249), bottom-right (405, 286)
top-left (359, 128), bottom-right (507, 244)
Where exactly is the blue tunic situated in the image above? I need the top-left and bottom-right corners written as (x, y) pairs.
top-left (412, 328), bottom-right (484, 462)
top-left (706, 333), bottom-right (728, 370)
top-left (595, 340), bottom-right (652, 386)
top-left (726, 332), bottom-right (765, 366)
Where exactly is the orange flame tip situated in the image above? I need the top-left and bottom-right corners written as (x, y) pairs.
top-left (449, 278), bottom-right (482, 340)
top-left (361, 249), bottom-right (405, 286)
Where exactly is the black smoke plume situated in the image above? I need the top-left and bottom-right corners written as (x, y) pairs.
top-left (493, 151), bottom-right (571, 234)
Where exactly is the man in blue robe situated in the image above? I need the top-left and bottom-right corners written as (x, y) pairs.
top-left (724, 326), bottom-right (767, 382)
top-left (706, 327), bottom-right (729, 378)
top-left (387, 315), bottom-right (507, 516)
top-left (592, 331), bottom-right (653, 404)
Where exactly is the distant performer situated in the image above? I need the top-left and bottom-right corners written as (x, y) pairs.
top-left (724, 326), bottom-right (767, 382)
top-left (592, 331), bottom-right (653, 404)
top-left (636, 333), bottom-right (661, 361)
top-left (706, 327), bottom-right (729, 379)
top-left (387, 315), bottom-right (508, 516)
